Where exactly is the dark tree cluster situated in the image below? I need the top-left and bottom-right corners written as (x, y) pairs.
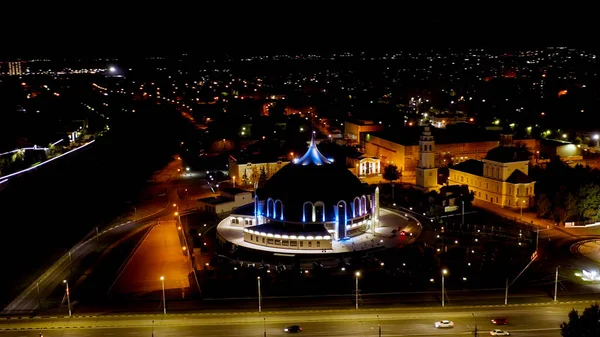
top-left (533, 158), bottom-right (600, 224)
top-left (561, 303), bottom-right (600, 337)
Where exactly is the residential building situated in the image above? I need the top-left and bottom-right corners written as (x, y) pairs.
top-left (197, 188), bottom-right (253, 215)
top-left (8, 61), bottom-right (23, 76)
top-left (229, 154), bottom-right (290, 187)
top-left (447, 145), bottom-right (535, 209)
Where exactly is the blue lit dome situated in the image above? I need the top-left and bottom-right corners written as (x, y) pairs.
top-left (256, 134), bottom-right (371, 224)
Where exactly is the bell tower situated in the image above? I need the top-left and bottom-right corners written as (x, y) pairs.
top-left (416, 126), bottom-right (438, 190)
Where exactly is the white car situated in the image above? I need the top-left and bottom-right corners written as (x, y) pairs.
top-left (490, 329), bottom-right (510, 336)
top-left (434, 320), bottom-right (454, 328)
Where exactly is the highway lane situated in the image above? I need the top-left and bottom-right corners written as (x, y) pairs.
top-left (2, 161), bottom-right (184, 315)
top-left (1, 208), bottom-right (174, 315)
top-left (0, 302), bottom-right (580, 336)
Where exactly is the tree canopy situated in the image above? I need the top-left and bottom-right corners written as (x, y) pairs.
top-left (533, 157), bottom-right (600, 224)
top-left (560, 302), bottom-right (600, 336)
top-left (383, 164), bottom-right (400, 183)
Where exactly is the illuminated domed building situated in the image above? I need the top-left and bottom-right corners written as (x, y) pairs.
top-left (218, 133), bottom-right (382, 252)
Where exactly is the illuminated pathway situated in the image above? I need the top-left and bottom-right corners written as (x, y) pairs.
top-left (110, 221), bottom-right (191, 296)
top-left (0, 140), bottom-right (95, 184)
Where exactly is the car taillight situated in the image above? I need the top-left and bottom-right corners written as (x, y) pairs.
top-left (299, 328), bottom-right (303, 330)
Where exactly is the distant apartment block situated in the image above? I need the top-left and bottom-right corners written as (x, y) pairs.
top-left (8, 61), bottom-right (23, 75)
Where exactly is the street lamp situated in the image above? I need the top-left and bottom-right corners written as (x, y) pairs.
top-left (160, 276), bottom-right (166, 314)
top-left (441, 269), bottom-right (448, 307)
top-left (472, 313), bottom-right (478, 337)
top-left (554, 266), bottom-right (559, 302)
top-left (355, 271), bottom-right (361, 309)
top-left (63, 280), bottom-right (71, 317)
top-left (520, 200), bottom-right (525, 220)
top-left (257, 276), bottom-right (262, 313)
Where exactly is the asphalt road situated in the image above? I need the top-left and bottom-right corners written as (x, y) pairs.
top-left (1, 208), bottom-right (174, 315)
top-left (0, 302), bottom-right (584, 336)
top-left (1, 161), bottom-right (184, 316)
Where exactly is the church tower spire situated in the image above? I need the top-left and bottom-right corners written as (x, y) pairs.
top-left (416, 126), bottom-right (439, 191)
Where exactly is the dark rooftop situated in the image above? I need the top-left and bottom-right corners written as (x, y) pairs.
top-left (541, 139), bottom-right (574, 147)
top-left (370, 124), bottom-right (502, 146)
top-left (347, 119), bottom-right (379, 126)
top-left (230, 153), bottom-right (288, 164)
top-left (484, 146), bottom-right (531, 163)
top-left (230, 139), bottom-right (289, 164)
top-left (198, 195), bottom-right (233, 205)
top-left (232, 203), bottom-right (254, 216)
top-left (506, 169), bottom-right (534, 184)
top-left (221, 187), bottom-right (252, 195)
top-left (452, 159), bottom-right (484, 176)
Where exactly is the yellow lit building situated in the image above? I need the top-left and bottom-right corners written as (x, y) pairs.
top-left (229, 155), bottom-right (290, 188)
top-left (448, 146), bottom-right (535, 209)
top-left (344, 120), bottom-right (384, 145)
top-left (8, 61), bottom-right (22, 75)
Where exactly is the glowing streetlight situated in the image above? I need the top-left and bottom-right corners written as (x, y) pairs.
top-left (441, 269), bottom-right (448, 307)
top-left (160, 276), bottom-right (166, 314)
top-left (257, 276), bottom-right (262, 312)
top-left (63, 280), bottom-right (71, 317)
top-left (355, 271), bottom-right (361, 309)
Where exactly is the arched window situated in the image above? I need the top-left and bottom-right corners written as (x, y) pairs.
top-left (314, 201), bottom-right (325, 222)
top-left (353, 197), bottom-right (361, 217)
top-left (361, 195), bottom-right (367, 215)
top-left (303, 201), bottom-right (314, 222)
top-left (429, 144), bottom-right (432, 151)
top-left (266, 198), bottom-right (274, 218)
top-left (274, 200), bottom-right (284, 220)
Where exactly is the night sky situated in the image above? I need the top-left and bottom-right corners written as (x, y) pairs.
top-left (0, 11), bottom-right (593, 59)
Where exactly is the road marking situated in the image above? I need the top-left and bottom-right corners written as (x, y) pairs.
top-left (1, 299), bottom-right (595, 321)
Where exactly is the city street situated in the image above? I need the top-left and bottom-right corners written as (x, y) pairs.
top-left (1, 159), bottom-right (184, 316)
top-left (110, 220), bottom-right (191, 296)
top-left (0, 301), bottom-right (587, 336)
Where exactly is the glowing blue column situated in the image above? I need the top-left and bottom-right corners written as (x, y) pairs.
top-left (373, 187), bottom-right (380, 232)
top-left (337, 203), bottom-right (346, 240)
